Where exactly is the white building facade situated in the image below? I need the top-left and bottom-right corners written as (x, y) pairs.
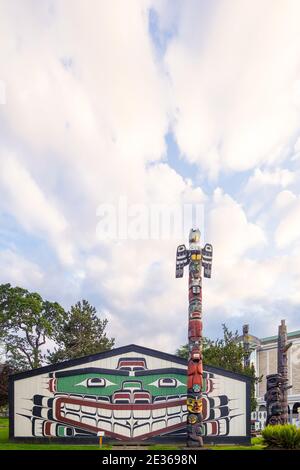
top-left (251, 330), bottom-right (300, 429)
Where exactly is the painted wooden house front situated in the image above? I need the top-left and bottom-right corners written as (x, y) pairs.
top-left (9, 344), bottom-right (251, 444)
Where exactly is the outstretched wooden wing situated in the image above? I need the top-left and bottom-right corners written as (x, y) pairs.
top-left (202, 243), bottom-right (213, 278)
top-left (176, 244), bottom-right (189, 278)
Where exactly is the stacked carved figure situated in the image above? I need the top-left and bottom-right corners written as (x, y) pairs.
top-left (176, 229), bottom-right (213, 447)
top-left (265, 320), bottom-right (292, 426)
top-left (265, 374), bottom-right (284, 425)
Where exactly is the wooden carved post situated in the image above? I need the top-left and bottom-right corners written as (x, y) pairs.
top-left (176, 229), bottom-right (213, 447)
top-left (265, 373), bottom-right (283, 425)
top-left (278, 320), bottom-right (291, 424)
top-left (242, 324), bottom-right (251, 368)
top-left (265, 320), bottom-right (292, 425)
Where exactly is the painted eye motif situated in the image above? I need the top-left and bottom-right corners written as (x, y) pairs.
top-left (87, 378), bottom-right (106, 387)
top-left (76, 377), bottom-right (115, 387)
top-left (159, 378), bottom-right (177, 387)
top-left (149, 378), bottom-right (186, 388)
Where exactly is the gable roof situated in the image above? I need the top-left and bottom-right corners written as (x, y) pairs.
top-left (9, 343), bottom-right (251, 383)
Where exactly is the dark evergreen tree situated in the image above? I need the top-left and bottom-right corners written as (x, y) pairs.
top-left (0, 363), bottom-right (12, 409)
top-left (47, 299), bottom-right (115, 363)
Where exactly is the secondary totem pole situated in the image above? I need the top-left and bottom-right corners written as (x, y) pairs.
top-left (265, 320), bottom-right (292, 425)
top-left (176, 229), bottom-right (213, 447)
top-left (242, 324), bottom-right (251, 368)
top-left (278, 319), bottom-right (292, 424)
top-left (265, 373), bottom-right (283, 425)
top-left (237, 325), bottom-right (261, 371)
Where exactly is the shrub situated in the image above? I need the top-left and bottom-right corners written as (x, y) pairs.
top-left (251, 436), bottom-right (263, 446)
top-left (262, 424), bottom-right (300, 449)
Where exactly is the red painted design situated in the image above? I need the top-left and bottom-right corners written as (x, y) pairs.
top-left (211, 421), bottom-right (217, 434)
top-left (48, 378), bottom-right (56, 393)
top-left (188, 320), bottom-right (202, 341)
top-left (44, 421), bottom-right (52, 436)
top-left (118, 360), bottom-right (146, 368)
top-left (187, 361), bottom-right (203, 389)
top-left (54, 396), bottom-right (186, 440)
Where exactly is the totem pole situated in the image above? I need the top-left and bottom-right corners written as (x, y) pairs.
top-left (265, 373), bottom-right (284, 425)
top-left (242, 324), bottom-right (251, 368)
top-left (237, 325), bottom-right (261, 369)
top-left (277, 320), bottom-right (292, 424)
top-left (176, 228), bottom-right (213, 447)
top-left (265, 320), bottom-right (292, 425)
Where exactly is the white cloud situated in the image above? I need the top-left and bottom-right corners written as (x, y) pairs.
top-left (0, 248), bottom-right (43, 287)
top-left (292, 136), bottom-right (300, 161)
top-left (0, 0), bottom-right (209, 352)
top-left (208, 188), bottom-right (266, 265)
top-left (242, 168), bottom-right (297, 219)
top-left (1, 0), bottom-right (300, 350)
top-left (0, 151), bottom-right (74, 265)
top-left (274, 190), bottom-right (297, 211)
top-left (275, 193), bottom-right (300, 249)
top-left (165, 0), bottom-right (300, 178)
top-left (0, 0), bottom-right (173, 264)
top-left (245, 168), bottom-right (295, 193)
top-left (0, 0), bottom-right (169, 186)
top-left (202, 188), bottom-right (300, 334)
top-left (101, 188), bottom-right (277, 350)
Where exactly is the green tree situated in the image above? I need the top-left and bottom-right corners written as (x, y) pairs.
top-left (0, 363), bottom-right (13, 410)
top-left (176, 324), bottom-right (260, 411)
top-left (0, 284), bottom-right (66, 370)
top-left (47, 299), bottom-right (115, 363)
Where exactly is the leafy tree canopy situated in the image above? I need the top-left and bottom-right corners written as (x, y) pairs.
top-left (0, 283), bottom-right (66, 370)
top-left (47, 299), bottom-right (115, 364)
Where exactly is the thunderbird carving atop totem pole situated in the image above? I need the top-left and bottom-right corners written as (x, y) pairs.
top-left (176, 228), bottom-right (213, 447)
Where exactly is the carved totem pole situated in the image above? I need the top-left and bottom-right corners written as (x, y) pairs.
top-left (265, 320), bottom-right (292, 425)
top-left (176, 228), bottom-right (213, 447)
top-left (241, 324), bottom-right (251, 368)
top-left (277, 319), bottom-right (291, 424)
top-left (237, 324), bottom-right (261, 369)
top-left (265, 373), bottom-right (284, 425)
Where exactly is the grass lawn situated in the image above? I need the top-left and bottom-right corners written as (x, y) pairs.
top-left (0, 418), bottom-right (110, 450)
top-left (211, 436), bottom-right (264, 450)
top-left (0, 418), bottom-right (264, 450)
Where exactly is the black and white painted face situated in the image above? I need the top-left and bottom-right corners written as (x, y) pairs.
top-left (25, 357), bottom-right (233, 440)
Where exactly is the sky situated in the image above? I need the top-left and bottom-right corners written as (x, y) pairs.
top-left (1, 0), bottom-right (300, 355)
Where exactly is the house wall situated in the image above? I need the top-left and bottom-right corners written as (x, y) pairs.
top-left (255, 333), bottom-right (300, 427)
top-left (10, 347), bottom-right (250, 443)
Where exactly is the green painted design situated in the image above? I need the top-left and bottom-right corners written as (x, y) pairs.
top-left (57, 372), bottom-right (188, 397)
top-left (122, 381), bottom-right (142, 389)
top-left (57, 425), bottom-right (66, 437)
top-left (140, 374), bottom-right (186, 396)
top-left (57, 373), bottom-right (120, 396)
